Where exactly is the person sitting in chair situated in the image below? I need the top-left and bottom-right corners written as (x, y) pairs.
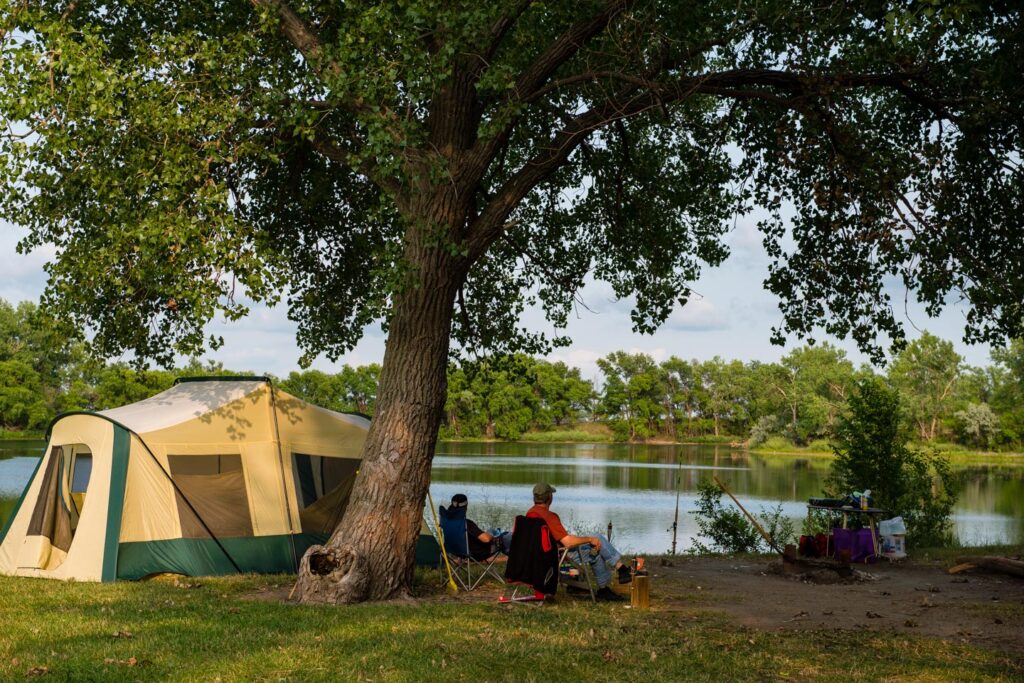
top-left (449, 493), bottom-right (511, 559)
top-left (525, 482), bottom-right (631, 601)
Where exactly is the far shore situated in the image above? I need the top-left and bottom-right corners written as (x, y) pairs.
top-left (4, 429), bottom-right (1023, 462)
top-left (438, 434), bottom-right (1024, 462)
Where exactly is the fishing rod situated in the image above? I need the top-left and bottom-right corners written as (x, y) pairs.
top-left (669, 449), bottom-right (682, 554)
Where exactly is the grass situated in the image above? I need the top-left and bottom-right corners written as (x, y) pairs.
top-left (0, 571), bottom-right (1020, 682)
top-left (906, 543), bottom-right (1023, 564)
top-left (518, 429), bottom-right (612, 443)
top-left (0, 430), bottom-right (44, 441)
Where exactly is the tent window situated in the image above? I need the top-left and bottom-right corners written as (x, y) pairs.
top-left (292, 454), bottom-right (359, 535)
top-left (71, 452), bottom-right (92, 493)
top-left (168, 455), bottom-right (253, 539)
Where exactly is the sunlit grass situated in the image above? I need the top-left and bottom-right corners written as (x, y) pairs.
top-left (518, 430), bottom-right (613, 443)
top-left (0, 571), bottom-right (1020, 682)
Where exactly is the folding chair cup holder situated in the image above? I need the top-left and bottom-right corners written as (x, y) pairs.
top-left (437, 505), bottom-right (505, 591)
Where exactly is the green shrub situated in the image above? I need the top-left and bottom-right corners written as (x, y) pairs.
top-left (688, 481), bottom-right (795, 554)
top-left (748, 415), bottom-right (778, 447)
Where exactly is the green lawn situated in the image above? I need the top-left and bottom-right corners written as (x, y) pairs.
top-left (0, 571), bottom-right (1020, 682)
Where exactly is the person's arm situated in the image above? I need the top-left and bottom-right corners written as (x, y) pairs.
top-left (467, 519), bottom-right (492, 543)
top-left (559, 534), bottom-right (601, 550)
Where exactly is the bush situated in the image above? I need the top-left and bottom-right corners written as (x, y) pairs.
top-left (826, 377), bottom-right (958, 547)
top-left (688, 481), bottom-right (795, 554)
top-left (747, 415), bottom-right (778, 447)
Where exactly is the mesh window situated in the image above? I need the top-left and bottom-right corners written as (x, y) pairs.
top-left (70, 453), bottom-right (92, 493)
top-left (168, 455), bottom-right (253, 539)
top-left (292, 454), bottom-right (359, 535)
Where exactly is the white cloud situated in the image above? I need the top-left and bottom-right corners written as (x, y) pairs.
top-left (665, 296), bottom-right (730, 332)
top-left (547, 348), bottom-right (603, 379)
top-left (627, 346), bottom-right (668, 362)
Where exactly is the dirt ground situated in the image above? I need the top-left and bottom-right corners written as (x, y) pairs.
top-left (422, 555), bottom-right (1024, 655)
top-left (645, 556), bottom-right (1024, 655)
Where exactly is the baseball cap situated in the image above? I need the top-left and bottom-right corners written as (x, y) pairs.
top-left (450, 493), bottom-right (468, 508)
top-left (532, 482), bottom-right (557, 497)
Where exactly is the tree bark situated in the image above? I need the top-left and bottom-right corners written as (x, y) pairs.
top-left (294, 200), bottom-right (464, 604)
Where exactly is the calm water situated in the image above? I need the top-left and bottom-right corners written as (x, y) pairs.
top-left (3, 440), bottom-right (1022, 553)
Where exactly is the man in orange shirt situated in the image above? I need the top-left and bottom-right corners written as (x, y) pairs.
top-left (526, 482), bottom-right (631, 601)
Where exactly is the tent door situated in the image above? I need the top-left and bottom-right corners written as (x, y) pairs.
top-left (17, 446), bottom-right (73, 571)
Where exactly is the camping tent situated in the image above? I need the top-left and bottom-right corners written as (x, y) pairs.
top-left (0, 377), bottom-right (438, 581)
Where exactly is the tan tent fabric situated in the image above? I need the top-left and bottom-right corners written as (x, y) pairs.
top-left (0, 378), bottom-right (381, 582)
top-left (1, 415), bottom-right (116, 581)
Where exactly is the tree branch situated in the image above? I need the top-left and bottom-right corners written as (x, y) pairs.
top-left (481, 0), bottom-right (535, 64)
top-left (512, 0), bottom-right (631, 100)
top-left (465, 67), bottom-right (950, 260)
top-left (250, 0), bottom-right (334, 75)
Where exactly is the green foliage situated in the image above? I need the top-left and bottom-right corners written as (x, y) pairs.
top-left (441, 355), bottom-right (594, 440)
top-left (0, 2), bottom-right (1021, 373)
top-left (748, 415), bottom-right (779, 448)
top-left (827, 377), bottom-right (958, 546)
top-left (888, 332), bottom-right (963, 441)
top-left (0, 359), bottom-right (49, 429)
top-left (2, 291), bottom-right (1024, 453)
top-left (278, 365), bottom-right (381, 415)
top-left (598, 352), bottom-right (665, 440)
top-left (954, 403), bottom-right (998, 449)
top-left (689, 481), bottom-right (795, 555)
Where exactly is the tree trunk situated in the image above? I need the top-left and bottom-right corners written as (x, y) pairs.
top-left (294, 215), bottom-right (463, 604)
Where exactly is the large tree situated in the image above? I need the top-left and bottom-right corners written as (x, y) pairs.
top-left (1, 2), bottom-right (1022, 601)
top-left (888, 330), bottom-right (963, 440)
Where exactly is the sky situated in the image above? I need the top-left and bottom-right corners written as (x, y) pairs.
top-left (0, 216), bottom-right (995, 383)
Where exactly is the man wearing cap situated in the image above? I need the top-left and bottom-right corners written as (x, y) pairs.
top-left (526, 482), bottom-right (630, 601)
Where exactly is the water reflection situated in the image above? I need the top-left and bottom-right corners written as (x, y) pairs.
top-left (428, 443), bottom-right (1023, 553)
top-left (1, 440), bottom-right (1021, 554)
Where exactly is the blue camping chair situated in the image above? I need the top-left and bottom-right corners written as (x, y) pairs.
top-left (437, 505), bottom-right (505, 590)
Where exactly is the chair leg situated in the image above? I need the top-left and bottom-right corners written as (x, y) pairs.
top-left (468, 556), bottom-right (505, 590)
top-left (559, 547), bottom-right (597, 602)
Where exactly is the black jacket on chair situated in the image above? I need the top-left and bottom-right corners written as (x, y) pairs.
top-left (504, 515), bottom-right (558, 595)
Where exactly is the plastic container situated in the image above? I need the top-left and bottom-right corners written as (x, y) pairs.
top-left (879, 517), bottom-right (907, 559)
top-left (880, 534), bottom-right (906, 560)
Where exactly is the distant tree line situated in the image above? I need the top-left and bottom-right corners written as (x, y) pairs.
top-left (2, 298), bottom-right (1023, 450)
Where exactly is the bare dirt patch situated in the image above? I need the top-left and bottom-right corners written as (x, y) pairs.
top-left (652, 555), bottom-right (1024, 655)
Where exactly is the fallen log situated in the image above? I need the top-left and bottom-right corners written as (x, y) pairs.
top-left (952, 556), bottom-right (1024, 578)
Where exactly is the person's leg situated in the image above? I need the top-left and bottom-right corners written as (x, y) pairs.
top-left (591, 533), bottom-right (622, 568)
top-left (573, 543), bottom-right (612, 588)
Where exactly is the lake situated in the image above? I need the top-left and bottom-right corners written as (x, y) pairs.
top-left (2, 439), bottom-right (1022, 554)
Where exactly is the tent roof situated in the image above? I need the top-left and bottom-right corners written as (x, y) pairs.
top-left (91, 379), bottom-right (367, 435)
top-left (99, 379), bottom-right (267, 434)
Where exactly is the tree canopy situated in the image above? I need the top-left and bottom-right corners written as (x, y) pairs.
top-left (2, 1), bottom-right (1021, 365)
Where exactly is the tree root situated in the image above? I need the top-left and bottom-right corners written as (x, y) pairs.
top-left (294, 544), bottom-right (370, 604)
